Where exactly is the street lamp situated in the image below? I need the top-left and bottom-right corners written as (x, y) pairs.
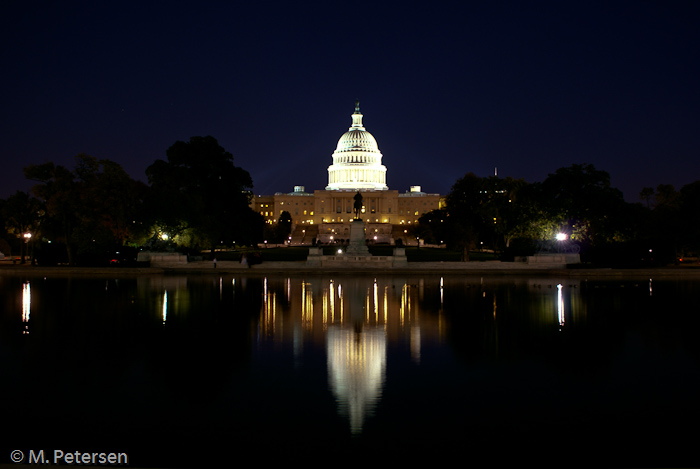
top-left (23, 233), bottom-right (32, 264)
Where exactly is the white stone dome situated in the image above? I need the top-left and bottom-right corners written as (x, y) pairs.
top-left (335, 129), bottom-right (380, 154)
top-left (326, 101), bottom-right (388, 191)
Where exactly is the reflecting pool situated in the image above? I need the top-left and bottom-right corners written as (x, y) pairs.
top-left (1, 273), bottom-right (699, 466)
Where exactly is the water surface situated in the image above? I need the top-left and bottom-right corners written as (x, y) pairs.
top-left (1, 273), bottom-right (699, 466)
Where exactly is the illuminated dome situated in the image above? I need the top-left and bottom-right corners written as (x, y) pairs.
top-left (326, 101), bottom-right (388, 191)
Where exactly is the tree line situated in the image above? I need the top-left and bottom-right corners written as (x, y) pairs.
top-left (0, 137), bottom-right (696, 266)
top-left (413, 163), bottom-right (699, 265)
top-left (0, 136), bottom-right (265, 265)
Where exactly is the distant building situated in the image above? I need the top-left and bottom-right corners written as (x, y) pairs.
top-left (251, 102), bottom-right (444, 245)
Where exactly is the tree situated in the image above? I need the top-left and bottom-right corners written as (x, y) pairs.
top-left (24, 155), bottom-right (147, 265)
top-left (640, 187), bottom-right (654, 209)
top-left (146, 136), bottom-right (263, 253)
top-left (443, 173), bottom-right (487, 260)
top-left (2, 191), bottom-right (44, 263)
top-left (440, 173), bottom-right (533, 259)
top-left (263, 210), bottom-right (293, 244)
top-left (680, 180), bottom-right (700, 256)
top-left (537, 163), bottom-right (629, 245)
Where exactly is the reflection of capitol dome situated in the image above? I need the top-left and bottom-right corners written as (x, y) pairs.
top-left (327, 325), bottom-right (386, 434)
top-left (326, 101), bottom-right (388, 191)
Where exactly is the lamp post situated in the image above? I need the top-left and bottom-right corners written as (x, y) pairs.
top-left (23, 232), bottom-right (32, 264)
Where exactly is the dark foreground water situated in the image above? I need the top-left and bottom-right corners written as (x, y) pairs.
top-left (1, 272), bottom-right (699, 467)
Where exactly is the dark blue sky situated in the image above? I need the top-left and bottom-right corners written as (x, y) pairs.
top-left (2, 1), bottom-right (698, 201)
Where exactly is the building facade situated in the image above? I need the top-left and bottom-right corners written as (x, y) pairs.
top-left (251, 102), bottom-right (443, 245)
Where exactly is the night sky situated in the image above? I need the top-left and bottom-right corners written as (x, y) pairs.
top-left (2, 1), bottom-right (698, 201)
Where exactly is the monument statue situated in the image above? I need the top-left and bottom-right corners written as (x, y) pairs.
top-left (353, 191), bottom-right (363, 220)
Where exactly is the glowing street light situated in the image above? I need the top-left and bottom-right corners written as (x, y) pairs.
top-left (555, 233), bottom-right (567, 241)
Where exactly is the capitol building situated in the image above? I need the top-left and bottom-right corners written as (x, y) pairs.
top-left (251, 102), bottom-right (443, 245)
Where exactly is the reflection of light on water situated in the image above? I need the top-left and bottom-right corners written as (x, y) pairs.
top-left (373, 279), bottom-right (378, 319)
top-left (22, 282), bottom-right (30, 334)
top-left (327, 326), bottom-right (386, 435)
top-left (493, 293), bottom-right (497, 319)
top-left (649, 278), bottom-right (653, 296)
top-left (261, 291), bottom-right (277, 337)
top-left (400, 284), bottom-right (409, 326)
top-left (383, 286), bottom-right (388, 324)
top-left (411, 326), bottom-right (420, 363)
top-left (338, 284), bottom-right (343, 322)
top-left (301, 282), bottom-right (313, 326)
top-left (440, 276), bottom-right (443, 305)
top-left (162, 291), bottom-right (168, 324)
top-left (557, 284), bottom-right (565, 327)
top-left (330, 280), bottom-right (335, 323)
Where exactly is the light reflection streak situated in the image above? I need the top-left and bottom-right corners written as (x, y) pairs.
top-left (557, 284), bottom-right (565, 327)
top-left (440, 276), bottom-right (443, 305)
top-left (330, 280), bottom-right (335, 324)
top-left (338, 284), bottom-right (343, 322)
top-left (162, 291), bottom-right (167, 325)
top-left (365, 289), bottom-right (370, 321)
top-left (302, 282), bottom-right (313, 326)
top-left (373, 279), bottom-right (378, 320)
top-left (383, 286), bottom-right (388, 325)
top-left (400, 284), bottom-right (407, 327)
top-left (493, 293), bottom-right (497, 320)
top-left (22, 282), bottom-right (30, 334)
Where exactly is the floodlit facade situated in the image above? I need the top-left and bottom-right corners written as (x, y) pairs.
top-left (251, 102), bottom-right (443, 245)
